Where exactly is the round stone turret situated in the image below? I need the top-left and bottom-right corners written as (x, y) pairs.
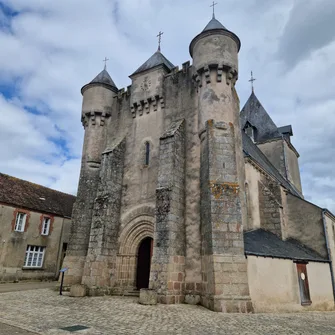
top-left (189, 17), bottom-right (240, 83)
top-left (80, 68), bottom-right (118, 167)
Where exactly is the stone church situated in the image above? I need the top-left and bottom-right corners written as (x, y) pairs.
top-left (63, 14), bottom-right (335, 312)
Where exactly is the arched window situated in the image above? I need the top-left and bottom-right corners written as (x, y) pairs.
top-left (145, 142), bottom-right (150, 165)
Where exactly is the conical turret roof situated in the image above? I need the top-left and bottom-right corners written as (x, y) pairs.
top-left (130, 50), bottom-right (174, 77)
top-left (202, 17), bottom-right (227, 32)
top-left (90, 69), bottom-right (118, 88)
top-left (81, 68), bottom-right (118, 94)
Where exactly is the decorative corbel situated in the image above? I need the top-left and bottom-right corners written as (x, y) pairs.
top-left (130, 105), bottom-right (136, 118)
top-left (152, 96), bottom-right (157, 112)
top-left (144, 100), bottom-right (149, 114)
top-left (138, 102), bottom-right (143, 116)
top-left (160, 96), bottom-right (165, 109)
top-left (204, 66), bottom-right (211, 84)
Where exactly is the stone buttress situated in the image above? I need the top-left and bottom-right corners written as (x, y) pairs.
top-left (150, 120), bottom-right (186, 304)
top-left (82, 138), bottom-right (126, 288)
top-left (190, 17), bottom-right (253, 312)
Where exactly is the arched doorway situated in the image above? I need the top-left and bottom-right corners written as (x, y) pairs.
top-left (136, 237), bottom-right (153, 290)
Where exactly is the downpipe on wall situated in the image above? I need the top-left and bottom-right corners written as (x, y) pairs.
top-left (322, 209), bottom-right (335, 303)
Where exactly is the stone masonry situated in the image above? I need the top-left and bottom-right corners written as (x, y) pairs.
top-left (200, 120), bottom-right (252, 312)
top-left (62, 15), bottom-right (255, 312)
top-left (82, 138), bottom-right (126, 289)
top-left (258, 177), bottom-right (283, 237)
top-left (150, 120), bottom-right (186, 304)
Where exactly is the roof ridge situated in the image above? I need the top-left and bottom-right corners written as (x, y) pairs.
top-left (0, 172), bottom-right (76, 198)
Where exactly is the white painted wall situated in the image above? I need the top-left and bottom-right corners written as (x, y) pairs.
top-left (247, 256), bottom-right (334, 312)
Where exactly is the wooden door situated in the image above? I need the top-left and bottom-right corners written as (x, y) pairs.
top-left (296, 263), bottom-right (311, 305)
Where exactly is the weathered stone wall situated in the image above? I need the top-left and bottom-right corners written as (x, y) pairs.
top-left (258, 176), bottom-right (283, 237)
top-left (64, 167), bottom-right (99, 284)
top-left (163, 65), bottom-right (202, 298)
top-left (200, 120), bottom-right (252, 312)
top-left (82, 138), bottom-right (126, 288)
top-left (244, 161), bottom-right (262, 230)
top-left (257, 139), bottom-right (302, 195)
top-left (284, 193), bottom-right (327, 258)
top-left (112, 63), bottom-right (201, 295)
top-left (150, 120), bottom-right (186, 304)
top-left (284, 140), bottom-right (302, 194)
top-left (257, 139), bottom-right (286, 179)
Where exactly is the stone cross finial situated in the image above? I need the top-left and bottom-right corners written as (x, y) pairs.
top-left (157, 31), bottom-right (164, 52)
top-left (249, 71), bottom-right (256, 93)
top-left (210, 1), bottom-right (218, 19)
top-left (103, 57), bottom-right (109, 70)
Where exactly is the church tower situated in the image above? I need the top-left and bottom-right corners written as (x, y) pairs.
top-left (190, 13), bottom-right (253, 312)
top-left (63, 8), bottom-right (252, 313)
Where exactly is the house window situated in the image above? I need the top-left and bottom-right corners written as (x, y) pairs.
top-left (24, 245), bottom-right (45, 268)
top-left (296, 262), bottom-right (312, 305)
top-left (14, 212), bottom-right (27, 232)
top-left (41, 217), bottom-right (51, 235)
top-left (145, 142), bottom-right (150, 165)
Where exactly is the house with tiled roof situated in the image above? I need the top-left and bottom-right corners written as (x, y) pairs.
top-left (0, 173), bottom-right (76, 282)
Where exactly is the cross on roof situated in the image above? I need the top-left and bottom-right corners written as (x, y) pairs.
top-left (249, 71), bottom-right (256, 93)
top-left (157, 31), bottom-right (164, 52)
top-left (103, 57), bottom-right (109, 70)
top-left (210, 1), bottom-right (218, 19)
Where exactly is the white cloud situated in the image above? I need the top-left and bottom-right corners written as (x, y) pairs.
top-left (0, 0), bottom-right (334, 213)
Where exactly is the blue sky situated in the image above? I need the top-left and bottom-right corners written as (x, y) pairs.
top-left (0, 0), bottom-right (335, 212)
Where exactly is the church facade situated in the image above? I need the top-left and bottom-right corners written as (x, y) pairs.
top-left (63, 15), bottom-right (335, 312)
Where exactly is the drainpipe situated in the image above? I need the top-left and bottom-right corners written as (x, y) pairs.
top-left (322, 209), bottom-right (335, 303)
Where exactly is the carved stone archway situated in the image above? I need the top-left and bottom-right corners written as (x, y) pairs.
top-left (116, 211), bottom-right (154, 292)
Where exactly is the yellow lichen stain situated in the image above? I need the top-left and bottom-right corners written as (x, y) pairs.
top-left (207, 119), bottom-right (214, 127)
top-left (209, 180), bottom-right (240, 199)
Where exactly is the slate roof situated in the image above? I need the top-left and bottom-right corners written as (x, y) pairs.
top-left (202, 17), bottom-right (227, 32)
top-left (131, 51), bottom-right (175, 77)
top-left (90, 69), bottom-right (118, 89)
top-left (244, 229), bottom-right (327, 262)
top-left (242, 131), bottom-right (301, 196)
top-left (278, 125), bottom-right (293, 136)
top-left (0, 173), bottom-right (76, 217)
top-left (240, 92), bottom-right (281, 142)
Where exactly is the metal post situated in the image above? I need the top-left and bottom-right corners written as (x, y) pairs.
top-left (60, 271), bottom-right (65, 296)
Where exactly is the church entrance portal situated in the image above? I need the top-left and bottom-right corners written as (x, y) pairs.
top-left (136, 237), bottom-right (153, 290)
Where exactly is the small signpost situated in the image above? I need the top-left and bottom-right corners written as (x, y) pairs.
top-left (59, 267), bottom-right (68, 295)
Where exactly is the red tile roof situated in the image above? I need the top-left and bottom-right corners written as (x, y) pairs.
top-left (0, 173), bottom-right (76, 217)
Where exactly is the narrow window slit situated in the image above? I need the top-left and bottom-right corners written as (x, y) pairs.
top-left (145, 142), bottom-right (150, 166)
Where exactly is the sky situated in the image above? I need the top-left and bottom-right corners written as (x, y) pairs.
top-left (0, 0), bottom-right (335, 212)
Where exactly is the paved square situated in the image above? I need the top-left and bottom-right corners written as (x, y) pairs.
top-left (0, 289), bottom-right (335, 334)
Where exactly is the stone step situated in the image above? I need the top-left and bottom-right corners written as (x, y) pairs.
top-left (110, 290), bottom-right (140, 297)
top-left (123, 290), bottom-right (140, 297)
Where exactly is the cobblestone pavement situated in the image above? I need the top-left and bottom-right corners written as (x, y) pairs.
top-left (0, 322), bottom-right (38, 335)
top-left (0, 281), bottom-right (57, 293)
top-left (0, 289), bottom-right (335, 335)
